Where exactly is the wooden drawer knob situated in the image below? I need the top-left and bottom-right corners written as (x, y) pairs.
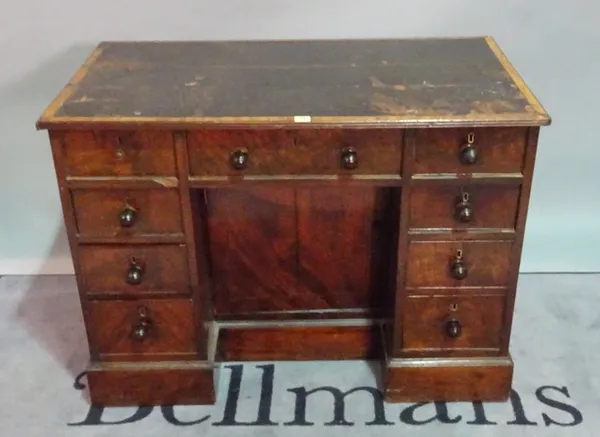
top-left (459, 132), bottom-right (477, 165)
top-left (230, 148), bottom-right (249, 170)
top-left (119, 206), bottom-right (137, 228)
top-left (131, 307), bottom-right (152, 341)
top-left (445, 319), bottom-right (462, 338)
top-left (450, 250), bottom-right (468, 280)
top-left (340, 147), bottom-right (358, 170)
top-left (455, 192), bottom-right (473, 223)
top-left (126, 257), bottom-right (144, 285)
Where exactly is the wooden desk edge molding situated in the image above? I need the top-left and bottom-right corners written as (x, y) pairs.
top-left (37, 36), bottom-right (550, 405)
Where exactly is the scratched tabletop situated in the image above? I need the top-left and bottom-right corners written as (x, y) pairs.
top-left (37, 37), bottom-right (550, 128)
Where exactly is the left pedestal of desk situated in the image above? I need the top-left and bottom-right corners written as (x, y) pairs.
top-left (46, 129), bottom-right (216, 406)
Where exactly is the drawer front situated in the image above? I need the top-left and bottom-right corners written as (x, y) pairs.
top-left (73, 189), bottom-right (183, 238)
top-left (79, 245), bottom-right (189, 295)
top-left (188, 129), bottom-right (402, 177)
top-left (409, 184), bottom-right (520, 230)
top-left (62, 131), bottom-right (176, 177)
top-left (406, 241), bottom-right (512, 288)
top-left (402, 294), bottom-right (504, 352)
top-left (88, 298), bottom-right (196, 359)
top-left (413, 127), bottom-right (527, 175)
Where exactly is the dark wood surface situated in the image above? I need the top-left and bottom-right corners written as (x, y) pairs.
top-left (37, 37), bottom-right (550, 129)
top-left (38, 38), bottom-right (549, 406)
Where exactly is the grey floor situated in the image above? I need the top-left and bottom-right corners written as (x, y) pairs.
top-left (0, 274), bottom-right (598, 436)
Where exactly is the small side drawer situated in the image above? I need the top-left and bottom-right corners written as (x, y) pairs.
top-left (409, 184), bottom-right (520, 230)
top-left (72, 188), bottom-right (183, 238)
top-left (406, 240), bottom-right (512, 288)
top-left (79, 244), bottom-right (189, 295)
top-left (62, 130), bottom-right (176, 177)
top-left (413, 127), bottom-right (527, 175)
top-left (402, 294), bottom-right (505, 353)
top-left (188, 129), bottom-right (402, 177)
top-left (88, 298), bottom-right (196, 360)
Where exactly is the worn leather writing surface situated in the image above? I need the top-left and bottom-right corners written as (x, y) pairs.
top-left (39, 38), bottom-right (549, 126)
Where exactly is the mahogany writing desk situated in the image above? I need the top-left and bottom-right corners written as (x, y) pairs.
top-left (36, 37), bottom-right (550, 405)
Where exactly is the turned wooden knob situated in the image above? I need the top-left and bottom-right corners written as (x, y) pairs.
top-left (230, 148), bottom-right (249, 170)
top-left (459, 143), bottom-right (477, 165)
top-left (340, 147), bottom-right (358, 170)
top-left (119, 206), bottom-right (137, 228)
top-left (450, 251), bottom-right (468, 280)
top-left (445, 319), bottom-right (462, 338)
top-left (459, 132), bottom-right (477, 165)
top-left (455, 193), bottom-right (473, 223)
top-left (126, 258), bottom-right (144, 285)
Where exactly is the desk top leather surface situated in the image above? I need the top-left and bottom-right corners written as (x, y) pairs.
top-left (37, 37), bottom-right (550, 129)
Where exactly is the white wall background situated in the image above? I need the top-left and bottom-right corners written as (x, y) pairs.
top-left (1, 0), bottom-right (598, 274)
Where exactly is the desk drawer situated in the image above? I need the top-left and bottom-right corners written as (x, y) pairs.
top-left (88, 298), bottom-right (196, 360)
top-left (402, 294), bottom-right (504, 353)
top-left (79, 244), bottom-right (189, 295)
top-left (406, 240), bottom-right (512, 288)
top-left (73, 188), bottom-right (183, 238)
top-left (188, 129), bottom-right (402, 177)
top-left (413, 127), bottom-right (527, 175)
top-left (62, 131), bottom-right (176, 177)
top-left (409, 184), bottom-right (520, 230)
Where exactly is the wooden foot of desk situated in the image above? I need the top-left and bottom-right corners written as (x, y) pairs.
top-left (384, 356), bottom-right (513, 402)
top-left (87, 361), bottom-right (216, 406)
top-left (84, 325), bottom-right (513, 405)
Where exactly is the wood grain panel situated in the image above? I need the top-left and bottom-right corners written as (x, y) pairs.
top-left (79, 244), bottom-right (189, 295)
top-left (218, 323), bottom-right (381, 360)
top-left (296, 187), bottom-right (381, 309)
top-left (62, 130), bottom-right (176, 176)
top-left (207, 187), bottom-right (298, 314)
top-left (413, 127), bottom-right (527, 174)
top-left (406, 240), bottom-right (512, 288)
top-left (72, 188), bottom-right (183, 238)
top-left (409, 184), bottom-right (520, 230)
top-left (402, 294), bottom-right (505, 353)
top-left (88, 298), bottom-right (196, 360)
